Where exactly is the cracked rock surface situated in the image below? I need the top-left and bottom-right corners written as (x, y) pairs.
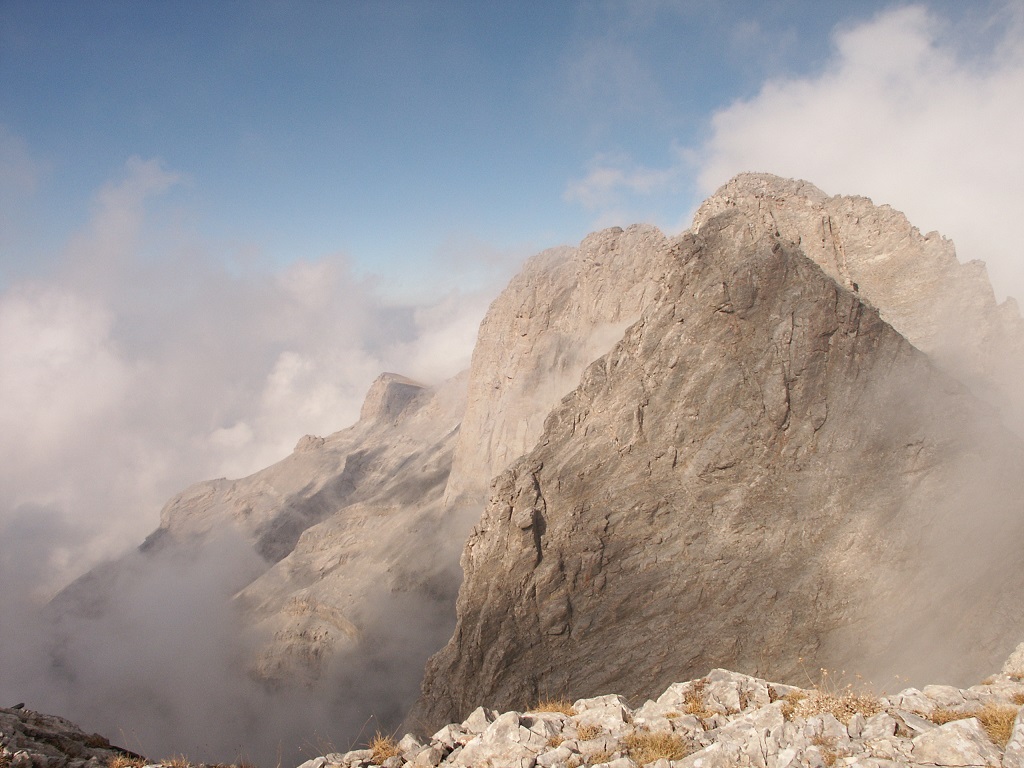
top-left (304, 664), bottom-right (1024, 768)
top-left (412, 197), bottom-right (1024, 729)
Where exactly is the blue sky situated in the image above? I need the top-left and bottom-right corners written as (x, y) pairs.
top-left (1, 0), bottom-right (1023, 595)
top-left (3, 0), bottom-right (1001, 289)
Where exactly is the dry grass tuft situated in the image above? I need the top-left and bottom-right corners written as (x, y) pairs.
top-left (683, 679), bottom-right (713, 720)
top-left (810, 733), bottom-right (847, 767)
top-left (575, 724), bottom-right (601, 741)
top-left (587, 749), bottom-right (616, 764)
top-left (783, 664), bottom-right (881, 724)
top-left (780, 691), bottom-right (808, 719)
top-left (978, 704), bottom-right (1019, 747)
top-left (162, 756), bottom-right (192, 768)
top-left (1012, 692), bottom-right (1024, 706)
top-left (107, 756), bottom-right (145, 768)
top-left (927, 704), bottom-right (1019, 748)
top-left (368, 731), bottom-right (400, 764)
top-left (623, 731), bottom-right (694, 763)
top-left (532, 698), bottom-right (575, 715)
top-left (664, 710), bottom-right (682, 719)
top-left (785, 690), bottom-right (881, 724)
top-left (928, 707), bottom-right (964, 725)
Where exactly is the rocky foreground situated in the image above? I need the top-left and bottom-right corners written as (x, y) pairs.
top-left (8, 645), bottom-right (1024, 768)
top-left (307, 646), bottom-right (1024, 768)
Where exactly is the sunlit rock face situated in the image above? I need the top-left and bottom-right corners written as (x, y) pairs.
top-left (444, 224), bottom-right (676, 509)
top-left (411, 180), bottom-right (1024, 730)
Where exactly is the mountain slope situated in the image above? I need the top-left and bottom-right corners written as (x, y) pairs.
top-left (411, 203), bottom-right (1024, 729)
top-left (37, 173), bottom-right (1024, 763)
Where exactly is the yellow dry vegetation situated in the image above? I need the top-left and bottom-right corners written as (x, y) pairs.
top-left (683, 680), bottom-right (713, 720)
top-left (106, 757), bottom-right (145, 768)
top-left (623, 730), bottom-right (694, 763)
top-left (531, 698), bottom-right (575, 715)
top-left (928, 704), bottom-right (1019, 748)
top-left (368, 732), bottom-right (401, 765)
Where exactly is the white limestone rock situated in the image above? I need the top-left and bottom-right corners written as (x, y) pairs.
top-left (1004, 643), bottom-right (1024, 679)
top-left (910, 718), bottom-right (1001, 767)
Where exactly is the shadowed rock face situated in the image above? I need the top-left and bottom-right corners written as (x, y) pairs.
top-left (409, 206), bottom-right (1024, 731)
top-left (695, 174), bottom-right (1024, 430)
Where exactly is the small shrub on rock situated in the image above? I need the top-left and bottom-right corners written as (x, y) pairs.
top-left (787, 689), bottom-right (881, 724)
top-left (368, 732), bottom-right (400, 764)
top-left (682, 680), bottom-right (712, 720)
top-left (587, 748), bottom-right (616, 764)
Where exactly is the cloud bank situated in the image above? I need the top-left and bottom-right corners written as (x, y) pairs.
top-left (0, 154), bottom-right (497, 601)
top-left (698, 3), bottom-right (1024, 301)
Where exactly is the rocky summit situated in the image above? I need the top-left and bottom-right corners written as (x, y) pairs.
top-left (30, 174), bottom-right (1024, 764)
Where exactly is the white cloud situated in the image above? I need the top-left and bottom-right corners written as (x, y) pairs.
top-left (564, 152), bottom-right (683, 210)
top-left (696, 3), bottom-right (1024, 301)
top-left (0, 155), bottom-right (493, 597)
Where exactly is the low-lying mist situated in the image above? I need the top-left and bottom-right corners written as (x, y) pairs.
top-left (0, 526), bottom-right (471, 767)
top-left (0, 157), bottom-right (523, 766)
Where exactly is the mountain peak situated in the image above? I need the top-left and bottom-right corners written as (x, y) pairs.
top-left (359, 372), bottom-right (426, 423)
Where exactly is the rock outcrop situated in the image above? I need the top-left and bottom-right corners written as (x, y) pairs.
top-left (0, 706), bottom-right (144, 768)
top-left (444, 225), bottom-right (674, 508)
top-left (304, 655), bottom-right (1024, 768)
top-left (46, 371), bottom-right (471, 761)
top-left (412, 197), bottom-right (1024, 728)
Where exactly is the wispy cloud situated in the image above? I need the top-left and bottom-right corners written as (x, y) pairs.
top-left (563, 152), bottom-right (684, 210)
top-left (562, 4), bottom-right (1024, 302)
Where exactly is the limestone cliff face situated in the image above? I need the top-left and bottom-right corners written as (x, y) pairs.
top-left (411, 206), bottom-right (1024, 729)
top-left (234, 371), bottom-right (468, 687)
top-left (444, 225), bottom-right (674, 507)
top-left (140, 372), bottom-right (440, 565)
